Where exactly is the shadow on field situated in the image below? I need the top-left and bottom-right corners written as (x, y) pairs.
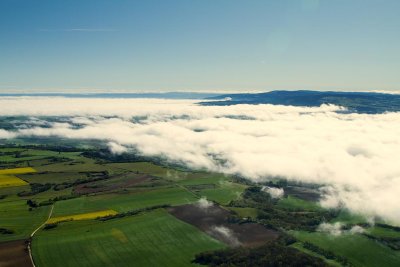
top-left (168, 204), bottom-right (279, 248)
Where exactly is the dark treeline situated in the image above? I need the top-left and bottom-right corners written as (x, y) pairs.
top-left (229, 186), bottom-right (336, 231)
top-left (303, 242), bottom-right (351, 266)
top-left (193, 238), bottom-right (328, 267)
top-left (97, 205), bottom-right (171, 221)
top-left (18, 183), bottom-right (52, 197)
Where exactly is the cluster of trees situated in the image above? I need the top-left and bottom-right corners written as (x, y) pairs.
top-left (98, 205), bottom-right (171, 221)
top-left (43, 223), bottom-right (58, 230)
top-left (26, 199), bottom-right (38, 208)
top-left (229, 187), bottom-right (335, 231)
top-left (82, 149), bottom-right (147, 163)
top-left (193, 239), bottom-right (328, 267)
top-left (377, 223), bottom-right (400, 232)
top-left (18, 183), bottom-right (52, 197)
top-left (53, 171), bottom-right (109, 191)
top-left (0, 228), bottom-right (14, 234)
top-left (303, 242), bottom-right (351, 266)
top-left (364, 234), bottom-right (400, 251)
top-left (27, 194), bottom-right (78, 208)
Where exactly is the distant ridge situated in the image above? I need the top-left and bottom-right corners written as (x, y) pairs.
top-left (0, 92), bottom-right (219, 100)
top-left (201, 90), bottom-right (400, 114)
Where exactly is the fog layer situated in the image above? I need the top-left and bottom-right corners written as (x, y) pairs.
top-left (0, 97), bottom-right (399, 224)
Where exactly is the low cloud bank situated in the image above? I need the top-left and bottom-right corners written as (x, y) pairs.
top-left (1, 97), bottom-right (400, 224)
top-left (262, 186), bottom-right (284, 199)
top-left (317, 222), bottom-right (366, 236)
top-left (197, 197), bottom-right (213, 209)
top-left (209, 226), bottom-right (241, 247)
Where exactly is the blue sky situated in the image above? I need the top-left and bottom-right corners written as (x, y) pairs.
top-left (0, 0), bottom-right (399, 92)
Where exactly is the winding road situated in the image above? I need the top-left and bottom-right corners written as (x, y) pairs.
top-left (28, 205), bottom-right (54, 267)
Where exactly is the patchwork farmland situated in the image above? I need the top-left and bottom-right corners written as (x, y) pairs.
top-left (1, 145), bottom-right (400, 266)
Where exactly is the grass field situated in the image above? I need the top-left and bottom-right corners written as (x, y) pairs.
top-left (291, 230), bottom-right (400, 267)
top-left (177, 173), bottom-right (229, 186)
top-left (0, 198), bottom-right (51, 242)
top-left (52, 187), bottom-right (198, 216)
top-left (48, 210), bottom-right (118, 224)
top-left (199, 181), bottom-right (247, 205)
top-left (0, 149), bottom-right (82, 164)
top-left (277, 195), bottom-right (323, 211)
top-left (33, 209), bottom-right (226, 267)
top-left (19, 172), bottom-right (88, 184)
top-left (367, 226), bottom-right (400, 239)
top-left (35, 157), bottom-right (122, 174)
top-left (228, 207), bottom-right (258, 219)
top-left (290, 242), bottom-right (341, 267)
top-left (330, 210), bottom-right (367, 224)
top-left (2, 145), bottom-right (400, 266)
top-left (106, 162), bottom-right (190, 180)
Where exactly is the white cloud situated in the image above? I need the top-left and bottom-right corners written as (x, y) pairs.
top-left (349, 225), bottom-right (365, 234)
top-left (0, 97), bottom-right (400, 224)
top-left (209, 226), bottom-right (240, 247)
top-left (108, 142), bottom-right (128, 154)
top-left (0, 129), bottom-right (16, 139)
top-left (197, 197), bottom-right (213, 209)
top-left (317, 222), bottom-right (366, 236)
top-left (262, 186), bottom-right (284, 199)
top-left (317, 222), bottom-right (344, 236)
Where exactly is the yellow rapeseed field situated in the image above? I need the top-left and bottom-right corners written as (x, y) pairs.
top-left (47, 210), bottom-right (118, 224)
top-left (0, 174), bottom-right (28, 188)
top-left (0, 167), bottom-right (37, 175)
top-left (0, 167), bottom-right (35, 187)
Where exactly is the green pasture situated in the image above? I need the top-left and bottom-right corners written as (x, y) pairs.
top-left (277, 195), bottom-right (323, 212)
top-left (32, 209), bottom-right (225, 267)
top-left (19, 172), bottom-right (88, 184)
top-left (228, 207), bottom-right (258, 219)
top-left (367, 226), bottom-right (400, 239)
top-left (330, 210), bottom-right (367, 224)
top-left (199, 181), bottom-right (246, 205)
top-left (52, 186), bottom-right (197, 216)
top-left (0, 149), bottom-right (81, 163)
top-left (106, 162), bottom-right (213, 181)
top-left (35, 157), bottom-right (122, 174)
top-left (290, 242), bottom-right (341, 267)
top-left (0, 197), bottom-right (50, 242)
top-left (291, 230), bottom-right (400, 267)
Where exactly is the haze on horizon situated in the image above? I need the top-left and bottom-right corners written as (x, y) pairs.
top-left (1, 0), bottom-right (400, 93)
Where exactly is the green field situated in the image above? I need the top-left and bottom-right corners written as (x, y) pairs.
top-left (330, 210), bottom-right (368, 224)
top-left (277, 195), bottom-right (323, 211)
top-left (367, 226), bottom-right (400, 239)
top-left (0, 197), bottom-right (51, 242)
top-left (198, 181), bottom-right (247, 205)
top-left (35, 157), bottom-right (122, 174)
top-left (177, 174), bottom-right (228, 186)
top-left (228, 207), bottom-right (258, 219)
top-left (106, 162), bottom-right (190, 180)
top-left (291, 231), bottom-right (400, 267)
top-left (0, 149), bottom-right (81, 164)
top-left (33, 209), bottom-right (225, 267)
top-left (1, 145), bottom-right (400, 266)
top-left (52, 186), bottom-right (198, 216)
top-left (290, 242), bottom-right (342, 267)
